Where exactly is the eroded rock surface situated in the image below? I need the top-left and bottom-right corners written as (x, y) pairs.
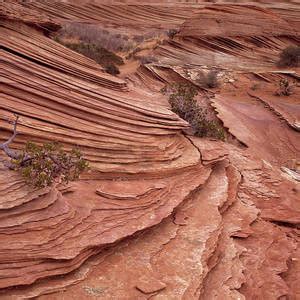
top-left (0, 1), bottom-right (299, 299)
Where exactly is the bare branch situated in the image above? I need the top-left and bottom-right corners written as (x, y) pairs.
top-left (0, 114), bottom-right (21, 159)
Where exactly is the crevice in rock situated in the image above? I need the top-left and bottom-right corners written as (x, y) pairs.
top-left (270, 220), bottom-right (299, 229)
top-left (2, 45), bottom-right (67, 74)
top-left (184, 134), bottom-right (203, 162)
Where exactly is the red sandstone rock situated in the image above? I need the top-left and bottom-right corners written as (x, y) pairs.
top-left (0, 1), bottom-right (299, 299)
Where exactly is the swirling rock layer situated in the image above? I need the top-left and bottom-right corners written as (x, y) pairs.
top-left (0, 1), bottom-right (300, 299)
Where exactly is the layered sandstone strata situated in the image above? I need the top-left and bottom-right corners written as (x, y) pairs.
top-left (0, 1), bottom-right (299, 299)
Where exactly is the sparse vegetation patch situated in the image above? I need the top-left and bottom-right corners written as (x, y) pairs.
top-left (277, 46), bottom-right (300, 67)
top-left (275, 78), bottom-right (294, 96)
top-left (161, 83), bottom-right (226, 140)
top-left (56, 40), bottom-right (123, 75)
top-left (1, 116), bottom-right (88, 188)
top-left (167, 29), bottom-right (179, 39)
top-left (13, 142), bottom-right (88, 188)
top-left (196, 70), bottom-right (220, 89)
top-left (57, 23), bottom-right (134, 52)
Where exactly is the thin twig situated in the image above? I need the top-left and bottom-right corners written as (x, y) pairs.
top-left (0, 114), bottom-right (21, 159)
top-left (2, 114), bottom-right (19, 147)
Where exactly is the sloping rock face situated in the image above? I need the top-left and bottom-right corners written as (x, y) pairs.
top-left (13, 0), bottom-right (201, 29)
top-left (0, 1), bottom-right (300, 299)
top-left (136, 4), bottom-right (300, 165)
top-left (0, 0), bottom-right (60, 32)
top-left (150, 4), bottom-right (300, 71)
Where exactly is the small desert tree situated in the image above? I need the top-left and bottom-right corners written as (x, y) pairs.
top-left (0, 115), bottom-right (88, 187)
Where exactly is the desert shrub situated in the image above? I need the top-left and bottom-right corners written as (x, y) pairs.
top-left (11, 142), bottom-right (88, 188)
top-left (64, 42), bottom-right (124, 65)
top-left (56, 23), bottom-right (134, 52)
top-left (196, 70), bottom-right (219, 88)
top-left (277, 46), bottom-right (300, 67)
top-left (167, 29), bottom-right (179, 39)
top-left (59, 41), bottom-right (123, 75)
top-left (162, 83), bottom-right (226, 140)
top-left (275, 78), bottom-right (294, 96)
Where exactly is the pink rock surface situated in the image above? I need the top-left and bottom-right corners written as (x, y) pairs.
top-left (0, 1), bottom-right (300, 299)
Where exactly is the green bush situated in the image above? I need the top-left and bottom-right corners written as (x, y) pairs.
top-left (11, 142), bottom-right (89, 188)
top-left (162, 83), bottom-right (226, 140)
